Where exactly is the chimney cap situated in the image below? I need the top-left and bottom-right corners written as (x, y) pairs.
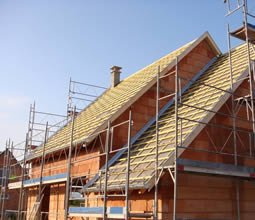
top-left (111, 66), bottom-right (122, 71)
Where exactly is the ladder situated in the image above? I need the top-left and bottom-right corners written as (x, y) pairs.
top-left (28, 194), bottom-right (44, 220)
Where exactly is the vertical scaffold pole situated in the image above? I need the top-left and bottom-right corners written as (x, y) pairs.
top-left (173, 57), bottom-right (179, 220)
top-left (125, 109), bottom-right (132, 220)
top-left (227, 23), bottom-right (240, 220)
top-left (29, 102), bottom-right (36, 149)
top-left (6, 142), bottom-right (13, 216)
top-left (0, 141), bottom-right (7, 220)
top-left (18, 133), bottom-right (29, 220)
top-left (154, 66), bottom-right (160, 220)
top-left (37, 122), bottom-right (48, 219)
top-left (4, 141), bottom-right (13, 219)
top-left (1, 139), bottom-right (10, 220)
top-left (64, 106), bottom-right (76, 220)
top-left (243, 0), bottom-right (255, 157)
top-left (227, 24), bottom-right (238, 166)
top-left (103, 120), bottom-right (111, 220)
top-left (67, 78), bottom-right (72, 117)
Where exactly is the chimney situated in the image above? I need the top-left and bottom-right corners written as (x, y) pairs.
top-left (110, 66), bottom-right (122, 88)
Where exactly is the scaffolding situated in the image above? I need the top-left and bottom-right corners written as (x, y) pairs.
top-left (0, 101), bottom-right (69, 219)
top-left (66, 108), bottom-right (134, 220)
top-left (0, 140), bottom-right (12, 218)
top-left (2, 1), bottom-right (255, 219)
top-left (67, 78), bottom-right (107, 117)
top-left (0, 78), bottom-right (109, 219)
top-left (169, 1), bottom-right (255, 219)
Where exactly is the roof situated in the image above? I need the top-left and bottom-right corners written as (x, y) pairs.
top-left (30, 32), bottom-right (219, 159)
top-left (84, 43), bottom-right (254, 192)
top-left (0, 149), bottom-right (19, 167)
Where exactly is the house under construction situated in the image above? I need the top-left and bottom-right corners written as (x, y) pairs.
top-left (2, 0), bottom-right (255, 219)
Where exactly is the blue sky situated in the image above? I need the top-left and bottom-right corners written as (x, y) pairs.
top-left (0, 0), bottom-right (253, 150)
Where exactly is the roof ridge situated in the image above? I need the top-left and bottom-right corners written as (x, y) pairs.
top-left (123, 39), bottom-right (197, 82)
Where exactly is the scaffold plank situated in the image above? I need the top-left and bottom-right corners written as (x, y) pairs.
top-left (177, 158), bottom-right (255, 178)
top-left (69, 207), bottom-right (125, 219)
top-left (8, 173), bottom-right (67, 189)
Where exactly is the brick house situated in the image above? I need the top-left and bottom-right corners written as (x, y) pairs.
top-left (8, 31), bottom-right (255, 220)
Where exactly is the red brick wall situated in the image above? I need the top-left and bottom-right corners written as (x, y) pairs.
top-left (48, 183), bottom-right (65, 220)
top-left (181, 79), bottom-right (255, 167)
top-left (87, 172), bottom-right (255, 220)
